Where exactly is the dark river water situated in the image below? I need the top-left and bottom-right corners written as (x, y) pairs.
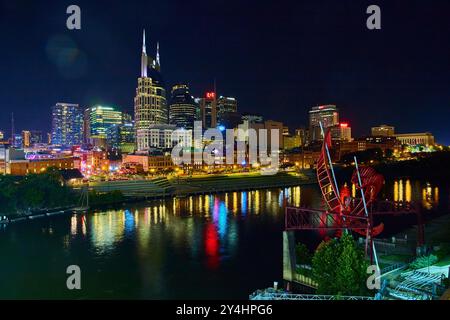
top-left (0, 179), bottom-right (448, 299)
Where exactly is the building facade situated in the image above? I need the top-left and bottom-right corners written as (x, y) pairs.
top-left (395, 132), bottom-right (435, 146)
top-left (371, 124), bottom-right (395, 137)
top-left (331, 123), bottom-right (352, 142)
top-left (84, 105), bottom-right (123, 144)
top-left (199, 92), bottom-right (217, 129)
top-left (309, 105), bottom-right (339, 141)
top-left (169, 84), bottom-right (196, 129)
top-left (22, 130), bottom-right (42, 148)
top-left (51, 102), bottom-right (83, 147)
top-left (217, 96), bottom-right (238, 127)
top-left (134, 30), bottom-right (168, 151)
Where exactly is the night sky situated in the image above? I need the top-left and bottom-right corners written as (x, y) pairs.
top-left (1, 0), bottom-right (450, 144)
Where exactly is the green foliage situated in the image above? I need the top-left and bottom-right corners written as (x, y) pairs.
top-left (312, 234), bottom-right (369, 296)
top-left (335, 234), bottom-right (369, 296)
top-left (295, 243), bottom-right (312, 265)
top-left (435, 243), bottom-right (450, 260)
top-left (88, 190), bottom-right (125, 206)
top-left (312, 238), bottom-right (341, 294)
top-left (442, 277), bottom-right (450, 288)
top-left (410, 254), bottom-right (438, 269)
top-left (0, 169), bottom-right (76, 216)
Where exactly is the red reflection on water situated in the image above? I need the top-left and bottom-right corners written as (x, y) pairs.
top-left (204, 222), bottom-right (219, 269)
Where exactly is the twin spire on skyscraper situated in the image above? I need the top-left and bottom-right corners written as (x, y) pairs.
top-left (140, 29), bottom-right (160, 78)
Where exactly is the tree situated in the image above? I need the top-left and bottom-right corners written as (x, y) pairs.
top-left (295, 243), bottom-right (311, 265)
top-left (335, 233), bottom-right (369, 296)
top-left (312, 238), bottom-right (341, 294)
top-left (312, 234), bottom-right (369, 296)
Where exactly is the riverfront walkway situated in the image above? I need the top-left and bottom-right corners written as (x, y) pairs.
top-left (83, 171), bottom-right (315, 199)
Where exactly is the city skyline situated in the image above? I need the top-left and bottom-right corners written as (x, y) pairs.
top-left (1, 0), bottom-right (450, 144)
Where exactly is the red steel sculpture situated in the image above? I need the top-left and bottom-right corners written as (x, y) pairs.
top-left (285, 128), bottom-right (422, 262)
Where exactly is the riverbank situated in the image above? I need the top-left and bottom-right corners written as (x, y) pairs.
top-left (335, 151), bottom-right (450, 182)
top-left (2, 171), bottom-right (316, 223)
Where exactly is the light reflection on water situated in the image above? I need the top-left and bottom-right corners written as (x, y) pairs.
top-left (68, 187), bottom-right (306, 258)
top-left (1, 180), bottom-right (448, 299)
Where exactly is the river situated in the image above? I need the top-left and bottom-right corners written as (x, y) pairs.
top-left (0, 179), bottom-right (448, 299)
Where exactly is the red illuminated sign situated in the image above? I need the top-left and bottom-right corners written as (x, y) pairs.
top-left (340, 123), bottom-right (349, 128)
top-left (206, 92), bottom-right (216, 99)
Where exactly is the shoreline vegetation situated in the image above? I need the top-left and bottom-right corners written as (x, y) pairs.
top-left (336, 151), bottom-right (450, 182)
top-left (2, 152), bottom-right (449, 221)
top-left (1, 171), bottom-right (314, 220)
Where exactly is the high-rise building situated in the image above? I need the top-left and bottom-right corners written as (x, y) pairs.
top-left (199, 92), bottom-right (217, 129)
top-left (51, 102), bottom-right (83, 146)
top-left (371, 124), bottom-right (395, 137)
top-left (217, 96), bottom-right (238, 127)
top-left (22, 130), bottom-right (42, 148)
top-left (106, 112), bottom-right (135, 151)
top-left (12, 134), bottom-right (23, 149)
top-left (309, 105), bottom-right (339, 141)
top-left (295, 128), bottom-right (307, 146)
top-left (84, 105), bottom-right (122, 143)
top-left (0, 131), bottom-right (4, 141)
top-left (134, 30), bottom-right (168, 151)
top-left (169, 84), bottom-right (196, 129)
top-left (106, 123), bottom-right (135, 148)
top-left (331, 123), bottom-right (352, 142)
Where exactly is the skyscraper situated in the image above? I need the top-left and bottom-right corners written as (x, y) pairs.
top-left (51, 102), bottom-right (83, 147)
top-left (22, 130), bottom-right (42, 148)
top-left (84, 105), bottom-right (123, 142)
top-left (199, 92), bottom-right (217, 129)
top-left (309, 105), bottom-right (339, 141)
top-left (331, 123), bottom-right (352, 142)
top-left (134, 30), bottom-right (168, 151)
top-left (217, 96), bottom-right (240, 129)
top-left (169, 84), bottom-right (196, 129)
top-left (217, 96), bottom-right (237, 117)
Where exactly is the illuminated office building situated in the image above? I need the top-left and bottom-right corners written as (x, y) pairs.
top-left (51, 102), bottom-right (83, 147)
top-left (0, 131), bottom-right (4, 141)
top-left (309, 105), bottom-right (339, 141)
top-left (84, 105), bottom-right (122, 142)
top-left (199, 92), bottom-right (217, 129)
top-left (331, 123), bottom-right (352, 142)
top-left (217, 96), bottom-right (237, 115)
top-left (22, 130), bottom-right (42, 148)
top-left (169, 84), bottom-right (196, 129)
top-left (134, 30), bottom-right (168, 151)
top-left (371, 124), bottom-right (395, 137)
top-left (12, 134), bottom-right (22, 149)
